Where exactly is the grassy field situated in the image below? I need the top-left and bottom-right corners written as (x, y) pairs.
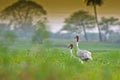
top-left (0, 39), bottom-right (120, 80)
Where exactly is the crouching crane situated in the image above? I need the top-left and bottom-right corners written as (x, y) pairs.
top-left (68, 43), bottom-right (83, 64)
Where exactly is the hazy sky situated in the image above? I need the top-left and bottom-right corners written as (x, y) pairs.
top-left (0, 0), bottom-right (120, 32)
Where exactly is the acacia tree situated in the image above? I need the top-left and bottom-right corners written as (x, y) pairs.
top-left (99, 17), bottom-right (119, 41)
top-left (84, 0), bottom-right (103, 41)
top-left (0, 0), bottom-right (46, 30)
top-left (62, 10), bottom-right (95, 41)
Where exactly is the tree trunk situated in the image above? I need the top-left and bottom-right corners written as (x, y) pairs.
top-left (82, 24), bottom-right (88, 41)
top-left (105, 25), bottom-right (109, 41)
top-left (93, 4), bottom-right (103, 41)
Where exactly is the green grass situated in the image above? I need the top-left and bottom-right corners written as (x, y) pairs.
top-left (12, 39), bottom-right (120, 50)
top-left (0, 39), bottom-right (120, 80)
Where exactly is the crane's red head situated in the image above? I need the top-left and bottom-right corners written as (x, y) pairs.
top-left (75, 35), bottom-right (79, 42)
top-left (69, 43), bottom-right (73, 49)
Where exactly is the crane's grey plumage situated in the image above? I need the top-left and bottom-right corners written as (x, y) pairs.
top-left (75, 35), bottom-right (92, 61)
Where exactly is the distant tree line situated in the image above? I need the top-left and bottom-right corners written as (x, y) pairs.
top-left (61, 10), bottom-right (120, 42)
top-left (0, 0), bottom-right (120, 43)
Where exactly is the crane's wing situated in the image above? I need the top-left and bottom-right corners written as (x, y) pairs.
top-left (77, 49), bottom-right (92, 60)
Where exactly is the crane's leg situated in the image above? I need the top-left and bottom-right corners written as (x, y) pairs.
top-left (78, 58), bottom-right (84, 64)
top-left (72, 56), bottom-right (84, 64)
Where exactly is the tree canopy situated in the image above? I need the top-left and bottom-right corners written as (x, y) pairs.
top-left (0, 0), bottom-right (46, 28)
top-left (63, 10), bottom-right (95, 32)
top-left (62, 10), bottom-right (95, 40)
top-left (99, 16), bottom-right (120, 41)
top-left (85, 0), bottom-right (103, 6)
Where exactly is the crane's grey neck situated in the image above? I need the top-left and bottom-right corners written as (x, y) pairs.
top-left (76, 42), bottom-right (79, 47)
top-left (76, 42), bottom-right (81, 51)
top-left (70, 49), bottom-right (74, 57)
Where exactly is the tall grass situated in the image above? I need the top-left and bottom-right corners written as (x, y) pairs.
top-left (0, 44), bottom-right (120, 80)
top-left (0, 39), bottom-right (120, 80)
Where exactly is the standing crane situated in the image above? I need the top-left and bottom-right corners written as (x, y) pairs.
top-left (75, 34), bottom-right (92, 61)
